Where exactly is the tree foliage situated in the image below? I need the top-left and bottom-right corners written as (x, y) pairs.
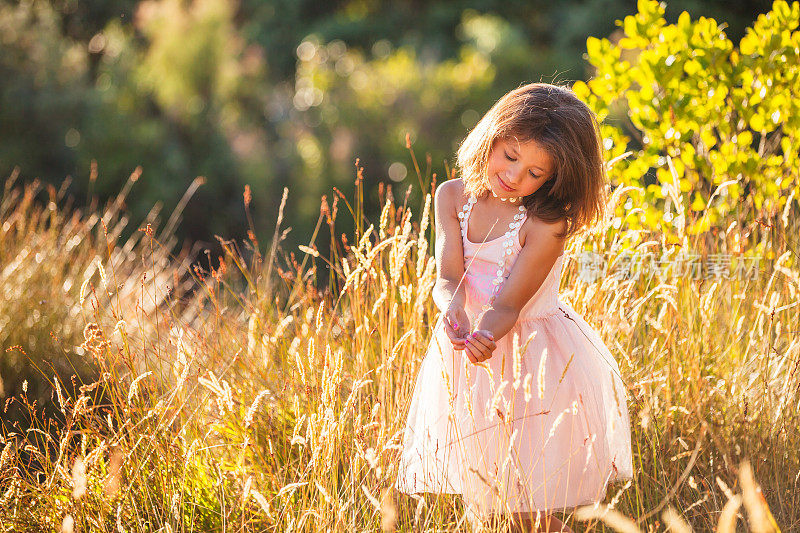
top-left (0, 0), bottom-right (782, 250)
top-left (575, 0), bottom-right (799, 239)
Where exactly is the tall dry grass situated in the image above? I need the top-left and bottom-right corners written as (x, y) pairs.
top-left (0, 167), bottom-right (201, 426)
top-left (0, 150), bottom-right (797, 532)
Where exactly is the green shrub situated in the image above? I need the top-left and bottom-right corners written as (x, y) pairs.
top-left (575, 0), bottom-right (799, 243)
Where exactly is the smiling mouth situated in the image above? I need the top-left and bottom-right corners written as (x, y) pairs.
top-left (497, 175), bottom-right (516, 191)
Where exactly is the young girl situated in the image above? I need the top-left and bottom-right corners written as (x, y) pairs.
top-left (395, 83), bottom-right (633, 531)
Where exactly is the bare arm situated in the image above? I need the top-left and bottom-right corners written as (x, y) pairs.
top-left (431, 179), bottom-right (467, 314)
top-left (429, 179), bottom-right (474, 349)
top-left (473, 217), bottom-right (567, 342)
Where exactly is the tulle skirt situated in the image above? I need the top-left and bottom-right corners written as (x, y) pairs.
top-left (395, 300), bottom-right (633, 515)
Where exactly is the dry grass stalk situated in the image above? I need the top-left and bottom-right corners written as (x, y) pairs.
top-left (1, 144), bottom-right (798, 531)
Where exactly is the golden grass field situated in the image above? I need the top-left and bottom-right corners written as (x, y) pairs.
top-left (0, 155), bottom-right (798, 531)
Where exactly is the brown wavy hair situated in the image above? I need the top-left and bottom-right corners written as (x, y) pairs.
top-left (456, 82), bottom-right (608, 239)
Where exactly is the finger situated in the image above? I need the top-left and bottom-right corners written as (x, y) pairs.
top-left (464, 344), bottom-right (478, 364)
top-left (449, 339), bottom-right (466, 352)
top-left (475, 334), bottom-right (496, 353)
top-left (465, 339), bottom-right (487, 363)
top-left (471, 337), bottom-right (493, 361)
top-left (468, 333), bottom-right (492, 352)
top-left (467, 336), bottom-right (493, 361)
top-left (447, 309), bottom-right (465, 327)
top-left (445, 314), bottom-right (460, 334)
top-left (445, 323), bottom-right (466, 349)
top-left (467, 341), bottom-right (484, 363)
top-left (475, 331), bottom-right (494, 342)
top-left (443, 320), bottom-right (460, 343)
top-left (455, 312), bottom-right (468, 331)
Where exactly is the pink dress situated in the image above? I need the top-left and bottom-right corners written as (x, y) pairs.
top-left (395, 194), bottom-right (633, 515)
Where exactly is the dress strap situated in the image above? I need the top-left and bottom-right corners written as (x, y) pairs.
top-left (460, 193), bottom-right (527, 313)
top-left (457, 194), bottom-right (477, 241)
top-left (487, 203), bottom-right (526, 306)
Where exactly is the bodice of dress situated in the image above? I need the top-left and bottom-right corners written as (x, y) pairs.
top-left (457, 194), bottom-right (564, 322)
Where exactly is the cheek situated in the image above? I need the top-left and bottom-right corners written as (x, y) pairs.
top-left (515, 178), bottom-right (541, 197)
top-left (486, 153), bottom-right (505, 175)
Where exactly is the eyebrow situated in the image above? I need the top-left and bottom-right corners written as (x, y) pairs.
top-left (507, 144), bottom-right (547, 173)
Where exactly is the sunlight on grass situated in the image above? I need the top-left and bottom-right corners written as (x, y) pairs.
top-left (0, 146), bottom-right (797, 531)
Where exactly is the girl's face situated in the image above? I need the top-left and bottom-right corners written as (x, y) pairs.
top-left (485, 137), bottom-right (554, 200)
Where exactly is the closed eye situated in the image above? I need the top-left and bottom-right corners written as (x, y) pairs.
top-left (504, 151), bottom-right (541, 179)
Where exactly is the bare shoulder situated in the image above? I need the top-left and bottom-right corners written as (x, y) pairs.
top-left (519, 214), bottom-right (568, 250)
top-left (434, 178), bottom-right (467, 214)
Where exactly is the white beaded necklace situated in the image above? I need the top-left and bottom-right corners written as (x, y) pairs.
top-left (458, 194), bottom-right (527, 311)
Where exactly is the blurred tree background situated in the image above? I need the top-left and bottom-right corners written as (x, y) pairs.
top-left (0, 0), bottom-right (774, 258)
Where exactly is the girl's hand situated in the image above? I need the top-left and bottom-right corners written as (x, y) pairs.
top-left (464, 330), bottom-right (496, 364)
top-left (444, 306), bottom-right (470, 351)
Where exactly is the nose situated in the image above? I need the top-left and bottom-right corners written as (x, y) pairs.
top-left (504, 170), bottom-right (522, 187)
